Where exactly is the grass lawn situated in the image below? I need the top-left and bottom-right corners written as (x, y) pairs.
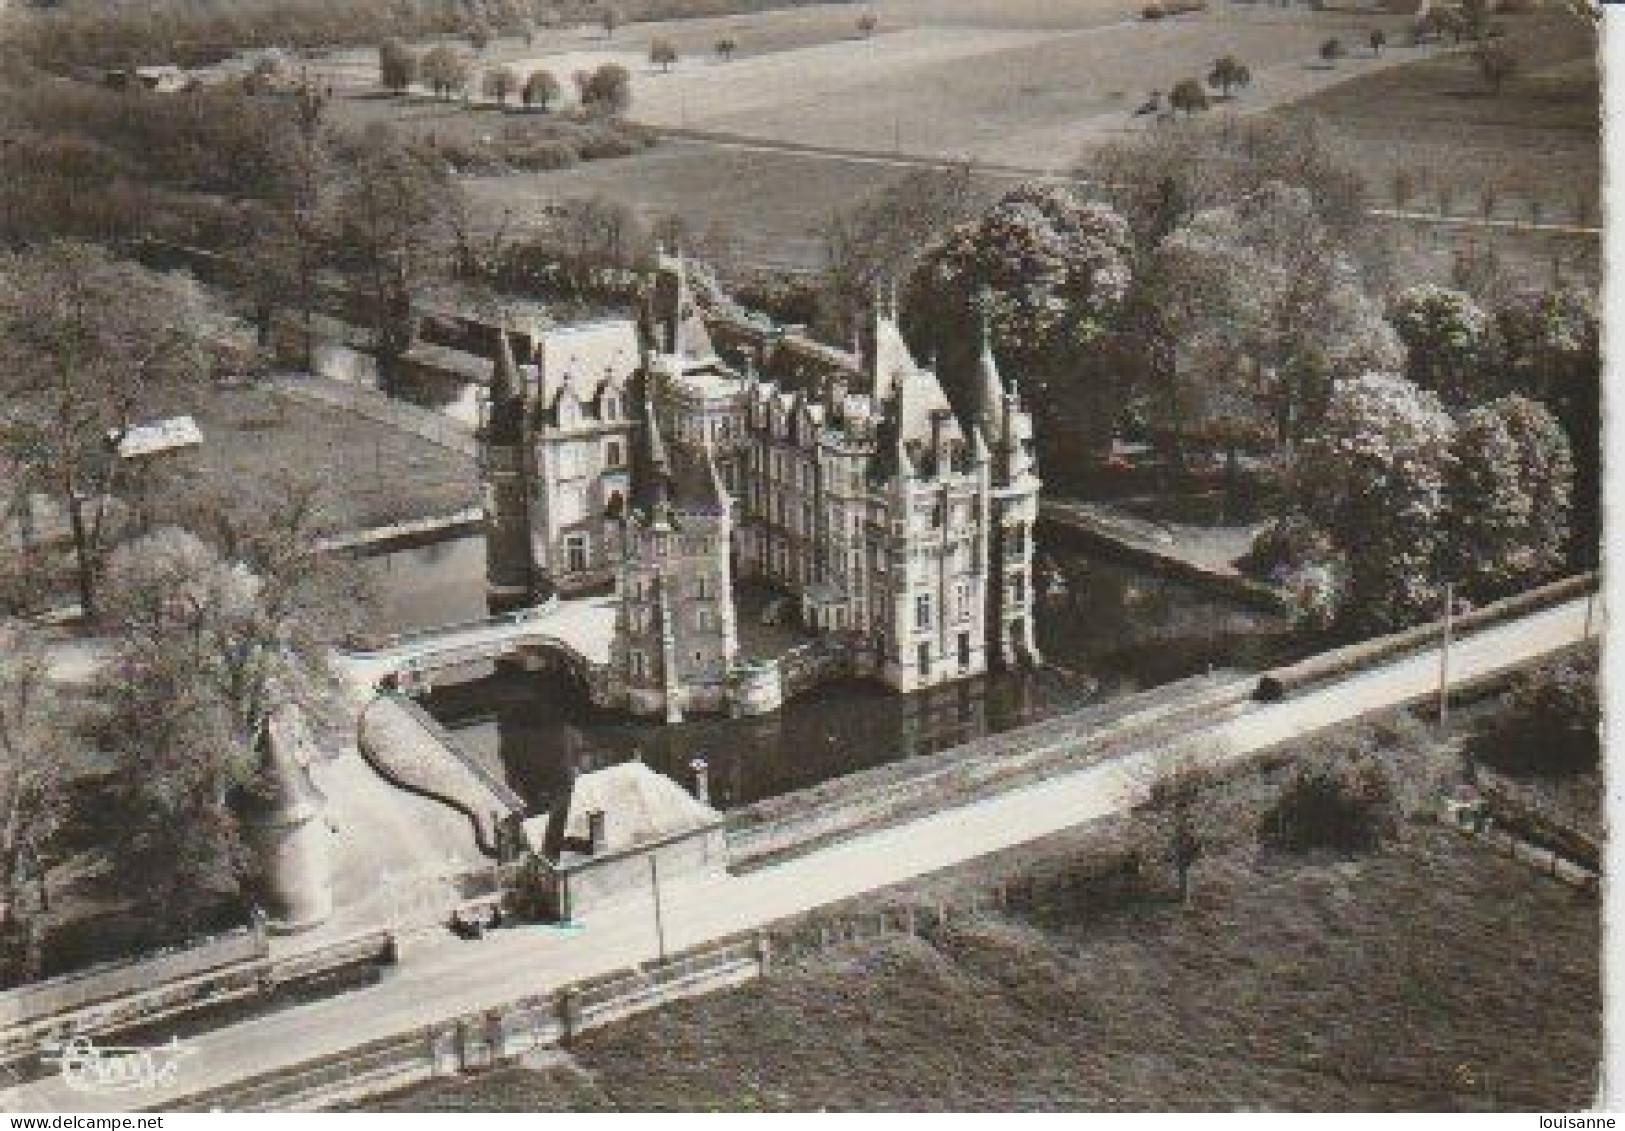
top-left (361, 708), bottom-right (1600, 1111)
top-left (178, 386), bottom-right (478, 532)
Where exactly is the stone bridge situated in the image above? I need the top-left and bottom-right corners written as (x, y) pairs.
top-left (340, 596), bottom-right (619, 702)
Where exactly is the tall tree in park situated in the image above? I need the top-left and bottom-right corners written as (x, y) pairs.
top-left (103, 479), bottom-right (367, 754)
top-left (818, 161), bottom-right (979, 343)
top-left (1369, 28), bottom-right (1387, 55)
top-left (523, 68), bottom-right (561, 110)
top-left (1493, 287), bottom-right (1599, 563)
top-left (0, 624), bottom-right (69, 979)
top-left (1206, 55), bottom-right (1251, 98)
top-left (379, 38), bottom-right (418, 93)
top-left (1142, 182), bottom-right (1401, 460)
top-left (1169, 77), bottom-right (1209, 115)
top-left (905, 183), bottom-right (1134, 461)
top-left (650, 38), bottom-right (678, 73)
top-left (420, 45), bottom-right (472, 100)
top-left (858, 11), bottom-right (878, 36)
top-left (1320, 37), bottom-right (1345, 65)
top-left (0, 243), bottom-right (221, 617)
top-left (328, 126), bottom-right (462, 393)
top-left (600, 3), bottom-right (622, 37)
top-left (467, 19), bottom-right (494, 52)
top-left (1389, 284), bottom-right (1490, 406)
top-left (1091, 115), bottom-right (1368, 249)
top-left (1280, 373), bottom-right (1457, 634)
top-left (483, 65), bottom-right (519, 106)
top-left (1445, 396), bottom-right (1572, 602)
top-left (87, 633), bottom-right (249, 939)
top-left (716, 35), bottom-right (739, 61)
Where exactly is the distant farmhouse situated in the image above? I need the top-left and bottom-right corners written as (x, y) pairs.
top-left (479, 254), bottom-right (1041, 722)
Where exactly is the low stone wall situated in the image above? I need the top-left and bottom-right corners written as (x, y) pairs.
top-left (164, 933), bottom-right (769, 1113)
top-left (1, 930), bottom-right (396, 1074)
top-left (0, 930), bottom-right (264, 1033)
top-left (726, 673), bottom-right (1257, 868)
top-left (1259, 573), bottom-right (1597, 700)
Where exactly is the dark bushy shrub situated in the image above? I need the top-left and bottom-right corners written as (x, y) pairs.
top-left (1258, 742), bottom-right (1399, 855)
top-left (1469, 645), bottom-right (1599, 777)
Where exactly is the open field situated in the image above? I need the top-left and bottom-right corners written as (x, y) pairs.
top-left (366, 821), bottom-right (1598, 1110)
top-left (1284, 11), bottom-right (1600, 214)
top-left (306, 2), bottom-right (1434, 170)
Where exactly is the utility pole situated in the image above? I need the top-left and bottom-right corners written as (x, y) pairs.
top-left (1437, 581), bottom-right (1454, 731)
top-left (648, 854), bottom-right (667, 964)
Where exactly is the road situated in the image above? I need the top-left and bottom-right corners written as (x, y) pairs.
top-left (3, 595), bottom-right (1594, 1113)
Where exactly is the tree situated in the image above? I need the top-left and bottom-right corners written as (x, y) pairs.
top-left (600, 3), bottom-right (622, 37)
top-left (1475, 41), bottom-right (1518, 93)
top-left (1258, 736), bottom-right (1399, 855)
top-left (88, 634), bottom-right (249, 940)
top-left (467, 20), bottom-right (493, 52)
top-left (1133, 749), bottom-right (1222, 905)
top-left (905, 184), bottom-right (1134, 459)
top-left (379, 37), bottom-right (418, 93)
top-left (579, 62), bottom-right (632, 113)
top-left (420, 45), bottom-right (472, 100)
top-left (482, 65), bottom-right (519, 106)
top-left (523, 68), bottom-right (561, 110)
top-left (858, 12), bottom-right (879, 37)
top-left (1320, 37), bottom-right (1345, 65)
top-left (817, 160), bottom-right (979, 342)
top-left (0, 243), bottom-right (221, 617)
top-left (1091, 115), bottom-right (1368, 248)
top-left (1147, 182), bottom-right (1401, 455)
top-left (1493, 287), bottom-right (1599, 565)
top-left (1283, 372), bottom-right (1457, 634)
top-left (1390, 284), bottom-right (1489, 405)
top-left (328, 126), bottom-right (463, 393)
top-left (1445, 395), bottom-right (1572, 602)
top-left (104, 476), bottom-right (366, 750)
top-left (0, 624), bottom-right (68, 978)
top-left (650, 37), bottom-right (678, 73)
top-left (1169, 77), bottom-right (1209, 115)
top-left (1206, 55), bottom-right (1251, 98)
top-left (715, 35), bottom-right (738, 61)
top-left (1468, 645), bottom-right (1599, 777)
top-left (1369, 27), bottom-right (1387, 55)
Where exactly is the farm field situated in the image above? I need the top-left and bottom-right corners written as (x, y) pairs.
top-left (1284, 11), bottom-right (1600, 215)
top-left (308, 3), bottom-right (1435, 170)
top-left (362, 802), bottom-right (1599, 1110)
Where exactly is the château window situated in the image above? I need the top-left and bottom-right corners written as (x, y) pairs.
top-left (565, 533), bottom-right (589, 574)
top-left (605, 440), bottom-right (624, 467)
top-left (697, 608), bottom-right (714, 630)
top-left (1010, 523), bottom-right (1028, 555)
top-left (915, 593), bottom-right (932, 630)
top-left (630, 650), bottom-right (647, 678)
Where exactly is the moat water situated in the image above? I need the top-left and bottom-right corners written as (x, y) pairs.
top-left (363, 533), bottom-right (1295, 815)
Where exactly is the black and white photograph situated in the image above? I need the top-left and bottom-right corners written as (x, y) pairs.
top-left (0, 0), bottom-right (1608, 1114)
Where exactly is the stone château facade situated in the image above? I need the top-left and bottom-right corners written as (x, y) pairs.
top-left (479, 254), bottom-right (1041, 721)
